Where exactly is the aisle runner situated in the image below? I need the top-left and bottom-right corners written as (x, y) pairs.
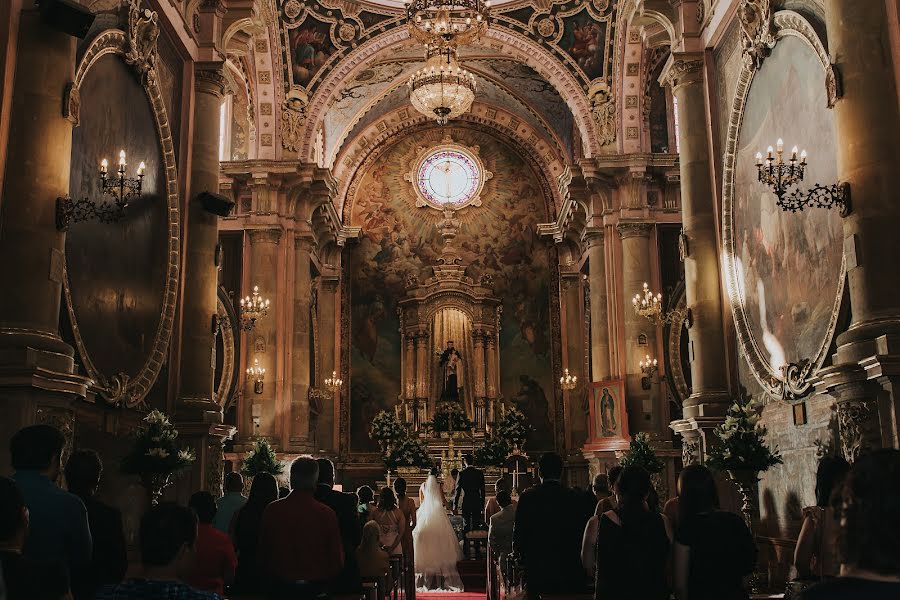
top-left (417, 594), bottom-right (485, 600)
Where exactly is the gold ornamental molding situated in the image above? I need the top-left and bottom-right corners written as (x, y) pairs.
top-left (63, 2), bottom-right (180, 408)
top-left (721, 11), bottom-right (845, 402)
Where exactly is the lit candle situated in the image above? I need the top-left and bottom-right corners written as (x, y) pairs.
top-left (755, 151), bottom-right (763, 165)
top-left (776, 138), bottom-right (784, 153)
top-left (119, 149), bottom-right (126, 167)
top-left (137, 161), bottom-right (145, 176)
top-left (100, 158), bottom-right (108, 175)
top-left (767, 145), bottom-right (774, 159)
top-left (800, 149), bottom-right (808, 164)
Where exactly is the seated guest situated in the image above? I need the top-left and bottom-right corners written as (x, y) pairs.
top-left (231, 472), bottom-right (279, 594)
top-left (0, 476), bottom-right (72, 599)
top-left (485, 478), bottom-right (513, 523)
top-left (673, 464), bottom-right (756, 600)
top-left (595, 466), bottom-right (670, 600)
top-left (368, 488), bottom-right (407, 557)
top-left (488, 490), bottom-right (516, 578)
top-left (513, 452), bottom-right (591, 598)
top-left (794, 455), bottom-right (850, 580)
top-left (64, 449), bottom-right (127, 600)
top-left (213, 472), bottom-right (246, 534)
top-left (10, 425), bottom-right (91, 573)
top-left (315, 458), bottom-right (362, 592)
top-left (356, 485), bottom-right (375, 527)
top-left (96, 502), bottom-right (219, 599)
top-left (357, 521), bottom-right (392, 589)
top-left (258, 457), bottom-right (343, 598)
top-left (799, 449), bottom-right (900, 600)
top-left (186, 492), bottom-right (237, 597)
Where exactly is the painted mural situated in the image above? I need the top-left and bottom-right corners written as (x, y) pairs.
top-left (732, 36), bottom-right (843, 376)
top-left (288, 15), bottom-right (337, 88)
top-left (348, 128), bottom-right (556, 451)
top-left (559, 8), bottom-right (609, 81)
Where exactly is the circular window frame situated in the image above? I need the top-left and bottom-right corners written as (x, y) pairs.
top-left (406, 141), bottom-right (491, 211)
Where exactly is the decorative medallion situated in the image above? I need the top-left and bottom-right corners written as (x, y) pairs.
top-left (283, 0), bottom-right (303, 19)
top-left (404, 138), bottom-right (492, 211)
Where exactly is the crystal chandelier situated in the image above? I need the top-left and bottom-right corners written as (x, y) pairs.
top-left (639, 355), bottom-right (658, 376)
top-left (632, 282), bottom-right (685, 325)
top-left (406, 0), bottom-right (490, 46)
top-left (408, 45), bottom-right (477, 125)
top-left (755, 138), bottom-right (850, 215)
top-left (559, 368), bottom-right (577, 391)
top-left (239, 285), bottom-right (270, 331)
top-left (324, 370), bottom-right (344, 393)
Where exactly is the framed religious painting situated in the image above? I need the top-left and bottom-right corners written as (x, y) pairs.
top-left (585, 379), bottom-right (631, 451)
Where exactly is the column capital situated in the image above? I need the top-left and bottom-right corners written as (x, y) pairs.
top-left (617, 221), bottom-right (654, 239)
top-left (194, 63), bottom-right (226, 97)
top-left (582, 227), bottom-right (605, 249)
top-left (248, 227), bottom-right (282, 245)
top-left (663, 54), bottom-right (705, 91)
top-left (320, 275), bottom-right (340, 293)
top-left (294, 232), bottom-right (317, 251)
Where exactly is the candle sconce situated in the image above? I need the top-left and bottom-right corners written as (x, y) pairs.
top-left (755, 139), bottom-right (850, 216)
top-left (247, 358), bottom-right (265, 394)
top-left (639, 354), bottom-right (659, 390)
top-left (57, 150), bottom-right (145, 230)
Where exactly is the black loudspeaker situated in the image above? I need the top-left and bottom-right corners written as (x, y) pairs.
top-left (36, 0), bottom-right (96, 39)
top-left (198, 191), bottom-right (235, 217)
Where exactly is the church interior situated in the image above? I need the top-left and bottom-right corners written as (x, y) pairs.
top-left (0, 0), bottom-right (899, 598)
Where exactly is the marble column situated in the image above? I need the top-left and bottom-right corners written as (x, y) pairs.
top-left (176, 64), bottom-right (227, 422)
top-left (585, 230), bottom-right (611, 382)
top-left (473, 330), bottom-right (486, 429)
top-left (290, 236), bottom-right (314, 450)
top-left (665, 55), bottom-right (732, 462)
top-left (415, 331), bottom-right (429, 418)
top-left (404, 334), bottom-right (416, 401)
top-left (561, 273), bottom-right (588, 448)
top-left (0, 9), bottom-right (87, 472)
top-left (317, 276), bottom-right (338, 451)
top-left (618, 221), bottom-right (655, 433)
top-left (485, 336), bottom-right (498, 429)
top-left (245, 228), bottom-right (282, 442)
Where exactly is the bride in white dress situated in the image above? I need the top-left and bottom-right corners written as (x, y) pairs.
top-left (414, 473), bottom-right (464, 592)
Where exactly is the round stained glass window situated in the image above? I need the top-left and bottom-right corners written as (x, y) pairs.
top-left (416, 148), bottom-right (483, 208)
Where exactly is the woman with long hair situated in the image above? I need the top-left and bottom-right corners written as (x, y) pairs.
top-left (230, 472), bottom-right (279, 594)
top-left (357, 521), bottom-right (393, 590)
top-left (369, 487), bottom-right (407, 557)
top-left (673, 464), bottom-right (756, 600)
top-left (394, 478), bottom-right (418, 599)
top-left (594, 466), bottom-right (670, 600)
top-left (794, 455), bottom-right (850, 580)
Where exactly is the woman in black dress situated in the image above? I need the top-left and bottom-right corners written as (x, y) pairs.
top-left (673, 464), bottom-right (756, 600)
top-left (595, 466), bottom-right (670, 600)
top-left (230, 471), bottom-right (279, 594)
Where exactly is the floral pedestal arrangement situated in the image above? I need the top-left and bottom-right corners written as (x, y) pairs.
top-left (122, 410), bottom-right (195, 506)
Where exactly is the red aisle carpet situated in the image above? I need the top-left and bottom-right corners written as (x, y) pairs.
top-left (416, 558), bottom-right (487, 600)
top-left (417, 594), bottom-right (485, 600)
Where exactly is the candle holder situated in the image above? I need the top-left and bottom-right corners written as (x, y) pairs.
top-left (324, 370), bottom-right (343, 393)
top-left (57, 150), bottom-right (145, 230)
top-left (559, 368), bottom-right (577, 391)
top-left (247, 358), bottom-right (265, 394)
top-left (755, 139), bottom-right (850, 216)
top-left (239, 286), bottom-right (270, 331)
top-left (632, 283), bottom-right (686, 325)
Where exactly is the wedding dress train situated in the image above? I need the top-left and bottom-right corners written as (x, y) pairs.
top-left (413, 475), bottom-right (464, 592)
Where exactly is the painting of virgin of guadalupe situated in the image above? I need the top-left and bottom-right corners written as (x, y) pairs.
top-left (586, 380), bottom-right (629, 451)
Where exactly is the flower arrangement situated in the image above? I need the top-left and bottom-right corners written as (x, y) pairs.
top-left (619, 432), bottom-right (665, 474)
top-left (428, 403), bottom-right (474, 432)
top-left (384, 436), bottom-right (432, 470)
top-left (370, 410), bottom-right (408, 451)
top-left (241, 438), bottom-right (284, 478)
top-left (495, 407), bottom-right (532, 446)
top-left (473, 436), bottom-right (511, 467)
top-left (706, 400), bottom-right (783, 474)
top-left (122, 410), bottom-right (195, 476)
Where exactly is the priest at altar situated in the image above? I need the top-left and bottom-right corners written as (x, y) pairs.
top-left (438, 340), bottom-right (463, 402)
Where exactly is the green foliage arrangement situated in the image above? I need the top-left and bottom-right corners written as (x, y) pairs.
top-left (384, 436), bottom-right (432, 470)
top-left (241, 438), bottom-right (284, 478)
top-left (495, 407), bottom-right (532, 445)
top-left (370, 410), bottom-right (408, 451)
top-left (473, 436), bottom-right (511, 467)
top-left (619, 432), bottom-right (665, 474)
top-left (706, 400), bottom-right (783, 473)
top-left (428, 403), bottom-right (474, 432)
top-left (121, 410), bottom-right (195, 476)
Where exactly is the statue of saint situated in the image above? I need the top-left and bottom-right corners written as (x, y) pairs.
top-left (439, 340), bottom-right (463, 402)
top-left (600, 388), bottom-right (617, 436)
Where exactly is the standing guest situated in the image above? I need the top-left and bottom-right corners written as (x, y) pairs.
top-left (595, 466), bottom-right (670, 600)
top-left (592, 473), bottom-right (611, 505)
top-left (799, 449), bottom-right (900, 600)
top-left (64, 449), bottom-right (127, 600)
top-left (278, 486), bottom-right (290, 499)
top-left (513, 452), bottom-right (591, 598)
top-left (96, 502), bottom-right (219, 599)
top-left (231, 472), bottom-right (279, 594)
top-left (394, 478), bottom-right (417, 599)
top-left (186, 492), bottom-right (237, 598)
top-left (598, 466), bottom-right (622, 514)
top-left (9, 425), bottom-right (91, 573)
top-left (369, 488), bottom-right (407, 557)
top-left (0, 476), bottom-right (72, 599)
top-left (488, 491), bottom-right (516, 577)
top-left (453, 454), bottom-right (485, 532)
top-left (794, 455), bottom-right (850, 580)
top-left (444, 469), bottom-right (460, 500)
top-left (257, 457), bottom-right (343, 598)
top-left (673, 464), bottom-right (756, 600)
top-left (581, 502), bottom-right (604, 576)
top-left (485, 478), bottom-right (514, 523)
top-left (357, 485), bottom-right (375, 527)
top-left (213, 472), bottom-right (246, 534)
top-left (357, 521), bottom-right (392, 590)
top-left (315, 458), bottom-right (362, 592)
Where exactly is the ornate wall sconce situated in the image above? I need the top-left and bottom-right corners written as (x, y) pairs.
top-left (324, 370), bottom-right (343, 393)
top-left (639, 354), bottom-right (658, 390)
top-left (755, 138), bottom-right (850, 216)
top-left (633, 283), bottom-right (685, 325)
top-left (246, 358), bottom-right (265, 394)
top-left (57, 150), bottom-right (145, 230)
top-left (239, 286), bottom-right (270, 331)
top-left (559, 368), bottom-right (577, 391)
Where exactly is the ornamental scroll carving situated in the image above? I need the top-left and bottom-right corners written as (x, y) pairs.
top-left (281, 89), bottom-right (309, 152)
top-left (739, 0), bottom-right (776, 69)
top-left (665, 59), bottom-right (704, 89)
top-left (124, 0), bottom-right (160, 84)
top-left (837, 398), bottom-right (879, 463)
top-left (589, 82), bottom-right (616, 146)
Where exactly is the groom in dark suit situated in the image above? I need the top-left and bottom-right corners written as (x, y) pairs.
top-left (453, 454), bottom-right (485, 532)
